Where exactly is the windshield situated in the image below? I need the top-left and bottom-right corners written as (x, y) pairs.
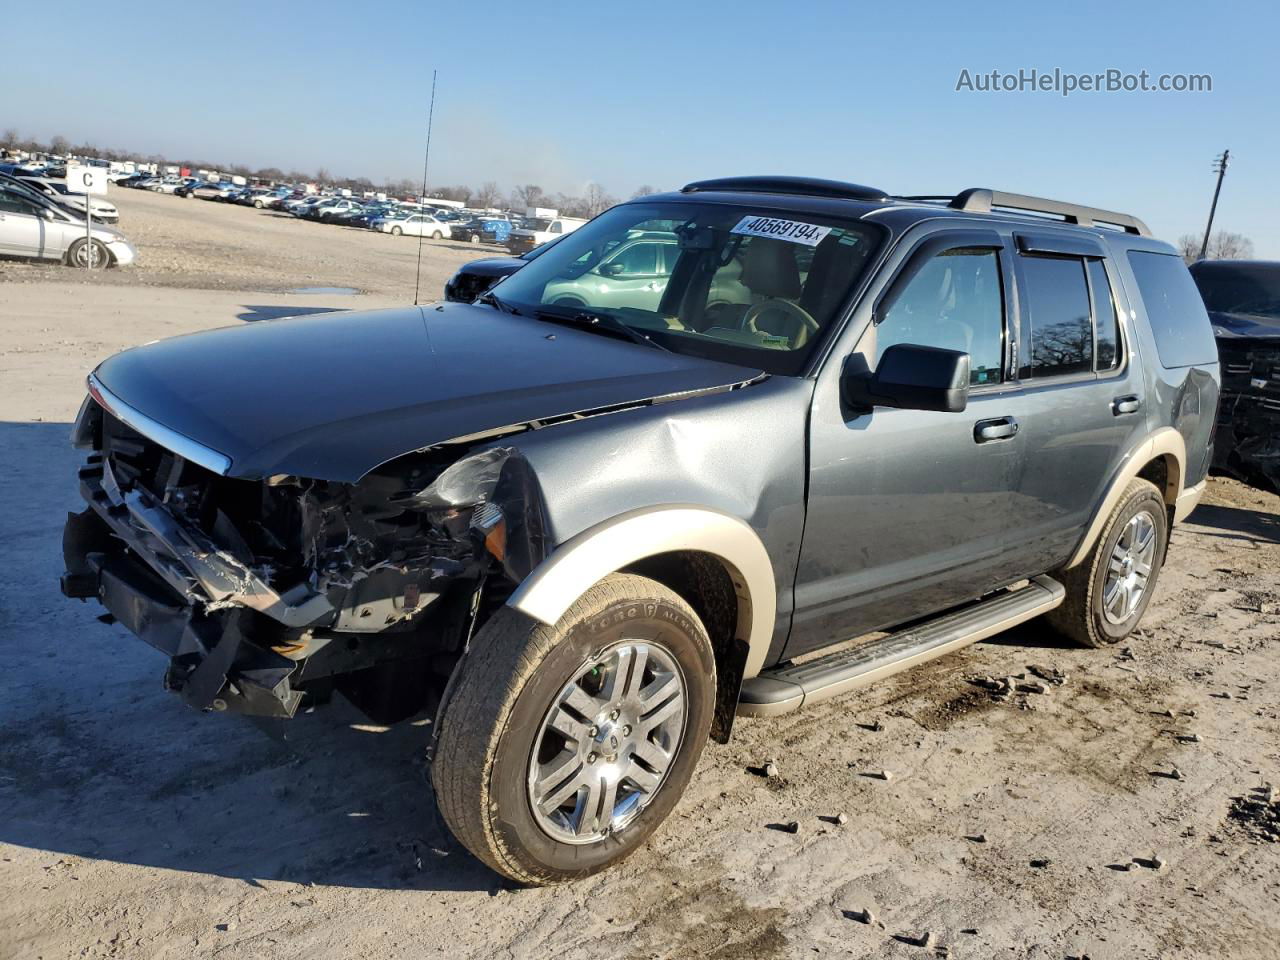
top-left (492, 201), bottom-right (881, 374)
top-left (1193, 263), bottom-right (1280, 318)
top-left (523, 218), bottom-right (553, 231)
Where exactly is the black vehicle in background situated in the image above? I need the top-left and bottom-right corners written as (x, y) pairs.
top-left (443, 232), bottom-right (563, 301)
top-left (1189, 259), bottom-right (1280, 490)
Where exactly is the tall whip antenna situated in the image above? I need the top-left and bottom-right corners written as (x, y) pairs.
top-left (413, 69), bottom-right (438, 305)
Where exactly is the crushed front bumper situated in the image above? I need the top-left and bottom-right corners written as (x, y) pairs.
top-left (63, 508), bottom-right (307, 717)
top-left (60, 454), bottom-right (336, 719)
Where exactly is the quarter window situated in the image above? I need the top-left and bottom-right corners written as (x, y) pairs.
top-left (1087, 259), bottom-right (1121, 371)
top-left (1128, 251), bottom-right (1217, 368)
top-left (1018, 256), bottom-right (1093, 378)
top-left (875, 247), bottom-right (1006, 386)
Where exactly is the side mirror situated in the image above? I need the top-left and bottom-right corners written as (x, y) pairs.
top-left (843, 343), bottom-right (970, 413)
top-left (599, 262), bottom-right (626, 277)
top-left (42, 208), bottom-right (56, 221)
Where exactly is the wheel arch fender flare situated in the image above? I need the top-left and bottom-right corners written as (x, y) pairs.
top-left (1065, 427), bottom-right (1188, 569)
top-left (506, 505), bottom-right (777, 680)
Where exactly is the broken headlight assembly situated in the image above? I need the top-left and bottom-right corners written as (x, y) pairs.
top-left (62, 399), bottom-right (549, 721)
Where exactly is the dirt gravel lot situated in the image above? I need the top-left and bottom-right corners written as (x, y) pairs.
top-left (1, 188), bottom-right (1278, 960)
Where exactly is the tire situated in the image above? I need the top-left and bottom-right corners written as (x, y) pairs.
top-left (551, 296), bottom-right (587, 308)
top-left (433, 573), bottom-right (715, 885)
top-left (66, 238), bottom-right (110, 269)
top-left (254, 200), bottom-right (265, 208)
top-left (1048, 477), bottom-right (1167, 647)
top-left (390, 226), bottom-right (402, 236)
top-left (469, 234), bottom-right (480, 244)
top-left (432, 230), bottom-right (443, 240)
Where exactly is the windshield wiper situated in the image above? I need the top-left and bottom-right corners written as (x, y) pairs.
top-left (477, 290), bottom-right (519, 314)
top-left (533, 307), bottom-right (670, 352)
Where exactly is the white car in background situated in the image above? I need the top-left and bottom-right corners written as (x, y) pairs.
top-left (0, 175), bottom-right (137, 267)
top-left (17, 176), bottom-right (120, 223)
top-left (149, 177), bottom-right (185, 194)
top-left (375, 212), bottom-right (452, 239)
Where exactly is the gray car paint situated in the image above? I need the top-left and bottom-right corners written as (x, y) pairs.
top-left (786, 217), bottom-right (1204, 660)
top-left (68, 188), bottom-right (1223, 682)
top-left (497, 374), bottom-right (814, 662)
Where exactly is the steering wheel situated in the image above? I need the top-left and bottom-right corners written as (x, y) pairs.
top-left (743, 298), bottom-right (820, 345)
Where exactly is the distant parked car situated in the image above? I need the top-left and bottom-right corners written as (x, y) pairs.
top-left (174, 180), bottom-right (205, 198)
top-left (285, 195), bottom-right (327, 215)
top-left (0, 174), bottom-right (136, 268)
top-left (310, 197), bottom-right (364, 222)
top-left (506, 215), bottom-right (588, 254)
top-left (375, 212), bottom-right (451, 239)
top-left (192, 182), bottom-right (236, 200)
top-left (16, 176), bottom-right (120, 223)
top-left (452, 217), bottom-right (513, 245)
top-left (245, 187), bottom-right (288, 208)
top-left (150, 177), bottom-right (186, 194)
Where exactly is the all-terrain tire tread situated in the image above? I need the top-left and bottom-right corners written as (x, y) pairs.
top-left (432, 573), bottom-right (703, 885)
top-left (1048, 477), bottom-right (1165, 648)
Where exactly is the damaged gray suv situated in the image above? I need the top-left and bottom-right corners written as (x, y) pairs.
top-left (62, 176), bottom-right (1219, 884)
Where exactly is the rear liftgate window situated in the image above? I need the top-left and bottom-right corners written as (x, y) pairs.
top-left (1128, 250), bottom-right (1218, 368)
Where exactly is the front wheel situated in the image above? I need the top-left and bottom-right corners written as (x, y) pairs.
top-left (67, 238), bottom-right (110, 269)
top-left (1048, 477), bottom-right (1168, 647)
top-left (390, 226), bottom-right (402, 236)
top-left (433, 573), bottom-right (715, 885)
top-left (254, 200), bottom-right (265, 208)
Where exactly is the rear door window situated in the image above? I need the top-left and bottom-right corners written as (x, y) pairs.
top-left (1018, 255), bottom-right (1093, 378)
top-left (1127, 251), bottom-right (1217, 367)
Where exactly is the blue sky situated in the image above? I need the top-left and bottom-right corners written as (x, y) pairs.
top-left (6, 0), bottom-right (1278, 253)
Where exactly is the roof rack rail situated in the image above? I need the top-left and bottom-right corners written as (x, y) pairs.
top-left (681, 176), bottom-right (888, 203)
top-left (931, 188), bottom-right (1151, 237)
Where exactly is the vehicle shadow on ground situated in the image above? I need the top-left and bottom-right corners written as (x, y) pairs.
top-left (237, 305), bottom-right (350, 323)
top-left (1187, 501), bottom-right (1280, 545)
top-left (0, 420), bottom-right (499, 895)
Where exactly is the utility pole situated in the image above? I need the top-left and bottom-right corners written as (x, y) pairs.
top-left (1199, 149), bottom-right (1230, 261)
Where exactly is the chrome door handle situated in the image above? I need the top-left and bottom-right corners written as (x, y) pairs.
top-left (1112, 395), bottom-right (1142, 415)
top-left (975, 416), bottom-right (1018, 442)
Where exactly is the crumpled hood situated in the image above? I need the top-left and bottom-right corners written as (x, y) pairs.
top-left (92, 302), bottom-right (762, 482)
top-left (1209, 309), bottom-right (1280, 340)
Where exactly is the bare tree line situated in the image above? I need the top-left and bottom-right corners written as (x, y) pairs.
top-left (1177, 231), bottom-right (1255, 263)
top-left (2, 129), bottom-right (663, 215)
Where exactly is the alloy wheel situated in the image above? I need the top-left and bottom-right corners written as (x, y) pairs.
top-left (528, 640), bottom-right (686, 844)
top-left (1102, 509), bottom-right (1157, 624)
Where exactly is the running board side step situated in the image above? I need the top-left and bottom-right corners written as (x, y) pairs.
top-left (737, 576), bottom-right (1065, 717)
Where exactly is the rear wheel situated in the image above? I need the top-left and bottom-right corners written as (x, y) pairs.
top-left (432, 573), bottom-right (715, 885)
top-left (67, 238), bottom-right (110, 269)
top-left (390, 226), bottom-right (403, 236)
top-left (469, 234), bottom-right (481, 244)
top-left (432, 230), bottom-right (443, 240)
top-left (254, 200), bottom-right (265, 208)
top-left (1048, 477), bottom-right (1167, 647)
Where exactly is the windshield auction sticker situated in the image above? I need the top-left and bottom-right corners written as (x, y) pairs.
top-left (730, 215), bottom-right (832, 246)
